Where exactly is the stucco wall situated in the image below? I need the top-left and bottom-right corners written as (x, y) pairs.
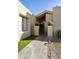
top-left (53, 6), bottom-right (61, 37)
top-left (18, 1), bottom-right (32, 15)
top-left (18, 1), bottom-right (33, 40)
top-left (34, 26), bottom-right (39, 36)
top-left (53, 6), bottom-right (61, 28)
top-left (46, 13), bottom-right (52, 23)
top-left (45, 13), bottom-right (53, 33)
top-left (47, 26), bottom-right (53, 37)
top-left (31, 15), bottom-right (36, 35)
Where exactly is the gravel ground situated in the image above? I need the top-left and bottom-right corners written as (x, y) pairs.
top-left (51, 42), bottom-right (61, 59)
top-left (47, 38), bottom-right (61, 59)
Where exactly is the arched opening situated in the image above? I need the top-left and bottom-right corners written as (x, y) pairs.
top-left (36, 14), bottom-right (47, 36)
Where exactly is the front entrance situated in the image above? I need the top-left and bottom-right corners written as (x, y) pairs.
top-left (36, 13), bottom-right (47, 36)
top-left (39, 22), bottom-right (46, 36)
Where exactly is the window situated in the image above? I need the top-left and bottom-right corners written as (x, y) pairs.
top-left (22, 18), bottom-right (28, 31)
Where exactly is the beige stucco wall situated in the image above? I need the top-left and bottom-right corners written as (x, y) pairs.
top-left (45, 13), bottom-right (52, 33)
top-left (53, 6), bottom-right (61, 37)
top-left (47, 26), bottom-right (53, 37)
top-left (31, 15), bottom-right (36, 35)
top-left (34, 26), bottom-right (39, 36)
top-left (46, 13), bottom-right (52, 23)
top-left (18, 1), bottom-right (33, 40)
top-left (18, 1), bottom-right (32, 15)
top-left (53, 6), bottom-right (61, 28)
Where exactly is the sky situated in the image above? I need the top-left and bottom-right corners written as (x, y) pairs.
top-left (20, 0), bottom-right (61, 15)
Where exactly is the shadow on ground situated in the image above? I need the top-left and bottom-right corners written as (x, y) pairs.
top-left (36, 36), bottom-right (61, 43)
top-left (50, 38), bottom-right (61, 43)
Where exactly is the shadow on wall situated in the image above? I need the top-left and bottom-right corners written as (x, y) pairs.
top-left (56, 30), bottom-right (61, 38)
top-left (54, 30), bottom-right (61, 38)
top-left (51, 38), bottom-right (61, 43)
top-left (50, 30), bottom-right (61, 43)
top-left (51, 30), bottom-right (61, 43)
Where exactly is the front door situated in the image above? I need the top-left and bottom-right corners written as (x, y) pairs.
top-left (39, 23), bottom-right (45, 35)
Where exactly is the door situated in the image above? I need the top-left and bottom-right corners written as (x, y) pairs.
top-left (39, 23), bottom-right (45, 35)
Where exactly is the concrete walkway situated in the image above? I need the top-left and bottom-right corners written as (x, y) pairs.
top-left (19, 36), bottom-right (61, 59)
top-left (18, 36), bottom-right (48, 59)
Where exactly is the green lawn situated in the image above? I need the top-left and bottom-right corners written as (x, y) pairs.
top-left (18, 36), bottom-right (37, 52)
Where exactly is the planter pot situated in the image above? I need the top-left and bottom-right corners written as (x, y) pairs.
top-left (47, 26), bottom-right (53, 37)
top-left (34, 26), bottom-right (39, 36)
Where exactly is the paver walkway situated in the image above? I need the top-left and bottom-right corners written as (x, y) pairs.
top-left (18, 36), bottom-right (48, 59)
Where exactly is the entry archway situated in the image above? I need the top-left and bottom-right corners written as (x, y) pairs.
top-left (39, 22), bottom-right (45, 35)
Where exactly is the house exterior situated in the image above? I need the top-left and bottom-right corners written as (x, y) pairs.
top-left (34, 6), bottom-right (61, 37)
top-left (18, 1), bottom-right (35, 40)
top-left (34, 11), bottom-right (53, 36)
top-left (18, 1), bottom-right (61, 40)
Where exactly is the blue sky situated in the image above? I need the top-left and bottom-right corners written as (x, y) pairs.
top-left (20, 0), bottom-right (61, 15)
